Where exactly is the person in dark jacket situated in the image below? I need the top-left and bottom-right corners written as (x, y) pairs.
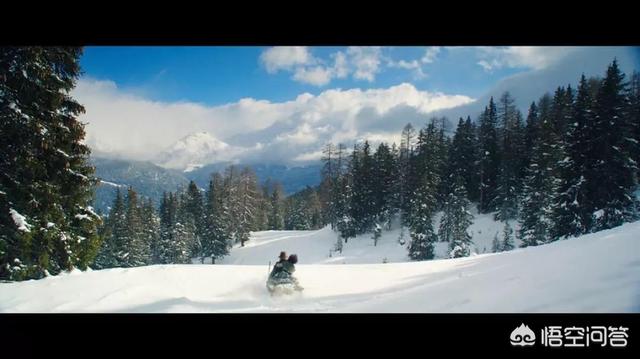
top-left (271, 251), bottom-right (289, 276)
top-left (268, 252), bottom-right (303, 291)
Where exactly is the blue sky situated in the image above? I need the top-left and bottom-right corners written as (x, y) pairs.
top-left (80, 46), bottom-right (528, 105)
top-left (75, 46), bottom-right (639, 167)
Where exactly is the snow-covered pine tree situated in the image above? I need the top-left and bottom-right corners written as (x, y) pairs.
top-left (335, 166), bottom-right (356, 244)
top-left (501, 221), bottom-right (515, 252)
top-left (172, 192), bottom-right (195, 264)
top-left (434, 118), bottom-right (452, 209)
top-left (157, 192), bottom-right (171, 264)
top-left (235, 167), bottom-right (258, 246)
top-left (267, 182), bottom-right (285, 230)
top-left (203, 173), bottom-right (231, 264)
top-left (141, 198), bottom-right (160, 265)
top-left (349, 141), bottom-right (376, 234)
top-left (159, 192), bottom-right (188, 264)
top-left (518, 94), bottom-right (558, 247)
top-left (478, 98), bottom-right (500, 213)
top-left (494, 92), bottom-right (526, 221)
top-left (447, 117), bottom-right (480, 203)
top-left (408, 122), bottom-right (440, 261)
top-left (94, 188), bottom-right (126, 269)
top-left (320, 142), bottom-right (338, 227)
top-left (628, 71), bottom-right (640, 181)
top-left (123, 187), bottom-right (146, 267)
top-left (372, 142), bottom-right (397, 230)
top-left (444, 176), bottom-right (474, 258)
top-left (491, 232), bottom-right (502, 253)
top-left (0, 47), bottom-right (102, 280)
top-left (183, 181), bottom-right (206, 260)
top-left (587, 60), bottom-right (636, 230)
top-left (551, 75), bottom-right (593, 239)
top-left (523, 102), bottom-right (540, 175)
top-left (285, 195), bottom-right (311, 230)
top-left (398, 123), bottom-right (416, 228)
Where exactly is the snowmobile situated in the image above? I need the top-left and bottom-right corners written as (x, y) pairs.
top-left (266, 271), bottom-right (304, 296)
top-left (266, 254), bottom-right (303, 295)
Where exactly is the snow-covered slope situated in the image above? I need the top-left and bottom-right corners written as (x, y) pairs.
top-left (1, 220), bottom-right (638, 313)
top-left (221, 209), bottom-right (514, 265)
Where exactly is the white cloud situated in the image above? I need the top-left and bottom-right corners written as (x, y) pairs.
top-left (259, 46), bottom-right (314, 73)
top-left (387, 59), bottom-right (427, 80)
top-left (332, 51), bottom-right (349, 78)
top-left (421, 46), bottom-right (441, 64)
top-left (293, 66), bottom-right (333, 86)
top-left (260, 46), bottom-right (384, 86)
top-left (75, 79), bottom-right (474, 166)
top-left (347, 46), bottom-right (382, 82)
top-left (473, 46), bottom-right (578, 72)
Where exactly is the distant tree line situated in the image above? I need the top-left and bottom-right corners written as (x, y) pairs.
top-left (93, 165), bottom-right (325, 269)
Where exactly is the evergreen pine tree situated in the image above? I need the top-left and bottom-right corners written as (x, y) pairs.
top-left (442, 176), bottom-right (474, 258)
top-left (408, 122), bottom-right (440, 261)
top-left (491, 232), bottom-right (502, 253)
top-left (398, 123), bottom-right (416, 228)
top-left (519, 94), bottom-right (558, 247)
top-left (141, 198), bottom-right (160, 265)
top-left (478, 98), bottom-right (500, 213)
top-left (551, 75), bottom-right (593, 239)
top-left (123, 187), bottom-right (145, 267)
top-left (94, 188), bottom-right (125, 268)
top-left (448, 117), bottom-right (480, 203)
top-left (494, 92), bottom-right (526, 221)
top-left (502, 221), bottom-right (515, 252)
top-left (587, 60), bottom-right (636, 230)
top-left (203, 173), bottom-right (231, 263)
top-left (1, 47), bottom-right (102, 280)
top-left (183, 181), bottom-right (206, 260)
top-left (268, 182), bottom-right (285, 230)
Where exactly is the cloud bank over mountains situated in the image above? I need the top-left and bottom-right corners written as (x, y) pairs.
top-left (75, 81), bottom-right (474, 167)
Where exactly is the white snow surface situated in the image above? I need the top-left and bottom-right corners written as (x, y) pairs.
top-left (1, 217), bottom-right (639, 313)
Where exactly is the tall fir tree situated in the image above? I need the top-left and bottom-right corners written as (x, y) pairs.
top-left (408, 122), bottom-right (440, 261)
top-left (501, 221), bottom-right (515, 252)
top-left (94, 188), bottom-right (125, 268)
top-left (478, 98), bottom-right (500, 213)
top-left (183, 181), bottom-right (206, 260)
top-left (494, 92), bottom-right (526, 221)
top-left (267, 182), bottom-right (285, 230)
top-left (123, 187), bottom-right (146, 267)
top-left (551, 75), bottom-right (594, 239)
top-left (203, 173), bottom-right (231, 263)
top-left (141, 198), bottom-right (160, 265)
top-left (440, 176), bottom-right (474, 258)
top-left (1, 47), bottom-right (102, 280)
top-left (398, 123), bottom-right (416, 227)
top-left (372, 142), bottom-right (397, 229)
top-left (518, 94), bottom-right (558, 247)
top-left (447, 117), bottom-right (480, 203)
top-left (587, 60), bottom-right (636, 230)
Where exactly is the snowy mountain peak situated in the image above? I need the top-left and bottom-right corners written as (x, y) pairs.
top-left (156, 131), bottom-right (242, 172)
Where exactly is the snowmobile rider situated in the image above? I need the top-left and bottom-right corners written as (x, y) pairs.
top-left (272, 251), bottom-right (295, 276)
